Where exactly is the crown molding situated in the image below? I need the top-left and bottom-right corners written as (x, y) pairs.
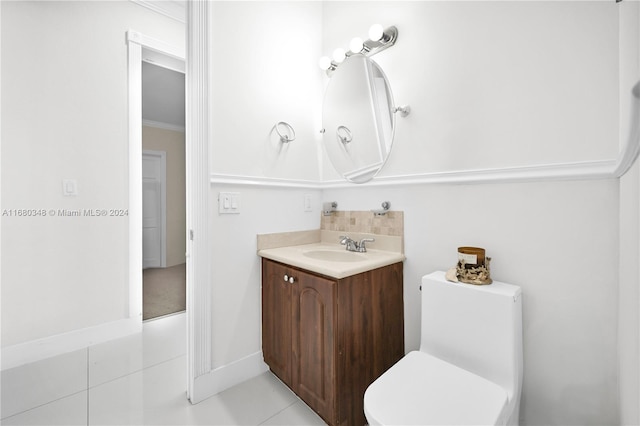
top-left (130, 0), bottom-right (186, 24)
top-left (142, 119), bottom-right (185, 133)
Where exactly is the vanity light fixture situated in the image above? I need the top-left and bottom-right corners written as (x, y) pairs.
top-left (368, 24), bottom-right (384, 42)
top-left (319, 24), bottom-right (398, 75)
top-left (332, 48), bottom-right (346, 64)
top-left (349, 37), bottom-right (364, 54)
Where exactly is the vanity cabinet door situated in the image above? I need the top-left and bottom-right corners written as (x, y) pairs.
top-left (261, 258), bottom-right (403, 426)
top-left (291, 268), bottom-right (337, 425)
top-left (261, 258), bottom-right (293, 386)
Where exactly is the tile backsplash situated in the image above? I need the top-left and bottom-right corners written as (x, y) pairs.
top-left (321, 211), bottom-right (404, 237)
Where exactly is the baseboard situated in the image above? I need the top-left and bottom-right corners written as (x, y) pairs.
top-left (1, 317), bottom-right (141, 371)
top-left (189, 350), bottom-right (269, 404)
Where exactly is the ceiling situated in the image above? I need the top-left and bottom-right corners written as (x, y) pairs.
top-left (142, 61), bottom-right (185, 130)
top-left (132, 0), bottom-right (186, 130)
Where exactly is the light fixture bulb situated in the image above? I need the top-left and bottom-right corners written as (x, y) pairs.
top-left (368, 24), bottom-right (384, 41)
top-left (332, 48), bottom-right (346, 63)
top-left (349, 37), bottom-right (364, 54)
top-left (318, 56), bottom-right (332, 70)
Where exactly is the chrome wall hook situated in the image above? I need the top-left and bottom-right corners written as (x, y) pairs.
top-left (275, 121), bottom-right (296, 143)
top-left (337, 125), bottom-right (353, 144)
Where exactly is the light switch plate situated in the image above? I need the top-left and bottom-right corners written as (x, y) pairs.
top-left (219, 192), bottom-right (240, 214)
top-left (304, 194), bottom-right (313, 212)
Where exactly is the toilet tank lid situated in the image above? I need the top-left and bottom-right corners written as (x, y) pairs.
top-left (423, 271), bottom-right (521, 300)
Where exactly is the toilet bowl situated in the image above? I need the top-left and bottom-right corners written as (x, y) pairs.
top-left (364, 271), bottom-right (523, 425)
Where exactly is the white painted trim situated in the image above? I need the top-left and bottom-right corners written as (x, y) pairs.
top-left (130, 0), bottom-right (186, 24)
top-left (128, 31), bottom-right (144, 322)
top-left (190, 351), bottom-right (269, 404)
top-left (1, 318), bottom-right (140, 371)
top-left (142, 150), bottom-right (167, 268)
top-left (210, 159), bottom-right (620, 189)
top-left (142, 119), bottom-right (185, 133)
top-left (127, 30), bottom-right (185, 61)
top-left (208, 75), bottom-right (639, 190)
top-left (210, 76), bottom-right (638, 189)
top-left (186, 1), bottom-right (212, 403)
top-left (337, 159), bottom-right (620, 187)
top-left (615, 81), bottom-right (640, 178)
top-left (208, 77), bottom-right (639, 191)
top-left (210, 173), bottom-right (325, 189)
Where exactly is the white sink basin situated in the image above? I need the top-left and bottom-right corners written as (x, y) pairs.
top-left (303, 249), bottom-right (364, 262)
top-left (258, 242), bottom-right (405, 279)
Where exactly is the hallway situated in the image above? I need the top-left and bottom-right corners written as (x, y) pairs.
top-left (143, 263), bottom-right (186, 320)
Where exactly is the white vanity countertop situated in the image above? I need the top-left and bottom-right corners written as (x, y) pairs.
top-left (258, 242), bottom-right (405, 279)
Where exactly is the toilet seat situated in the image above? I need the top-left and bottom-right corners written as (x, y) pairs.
top-left (364, 351), bottom-right (509, 425)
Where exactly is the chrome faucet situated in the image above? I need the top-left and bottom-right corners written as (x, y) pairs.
top-left (339, 236), bottom-right (375, 253)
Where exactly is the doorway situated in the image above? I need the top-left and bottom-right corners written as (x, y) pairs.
top-left (142, 150), bottom-right (166, 269)
top-left (140, 54), bottom-right (186, 321)
top-left (128, 26), bottom-right (211, 402)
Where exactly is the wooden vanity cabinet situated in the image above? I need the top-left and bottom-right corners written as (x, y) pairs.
top-left (262, 258), bottom-right (404, 426)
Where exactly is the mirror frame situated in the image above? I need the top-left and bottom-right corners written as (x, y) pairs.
top-left (322, 54), bottom-right (397, 183)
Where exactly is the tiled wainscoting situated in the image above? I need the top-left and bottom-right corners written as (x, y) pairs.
top-left (1, 314), bottom-right (324, 425)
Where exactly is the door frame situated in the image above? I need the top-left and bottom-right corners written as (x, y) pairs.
top-left (126, 31), bottom-right (187, 321)
top-left (142, 149), bottom-right (167, 268)
top-left (127, 26), bottom-right (212, 404)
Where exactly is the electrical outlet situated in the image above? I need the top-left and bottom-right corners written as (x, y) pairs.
top-left (62, 179), bottom-right (78, 196)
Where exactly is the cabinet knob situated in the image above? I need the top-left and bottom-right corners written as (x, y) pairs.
top-left (284, 274), bottom-right (289, 282)
top-left (289, 276), bottom-right (295, 284)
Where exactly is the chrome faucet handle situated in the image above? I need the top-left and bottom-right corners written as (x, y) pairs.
top-left (339, 236), bottom-right (359, 251)
top-left (358, 238), bottom-right (375, 252)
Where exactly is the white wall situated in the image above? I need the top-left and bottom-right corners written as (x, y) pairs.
top-left (208, 1), bottom-right (324, 371)
top-left (618, 1), bottom-right (640, 424)
top-left (1, 1), bottom-right (184, 347)
top-left (321, 1), bottom-right (620, 180)
top-left (207, 1), bottom-right (628, 425)
top-left (209, 186), bottom-right (322, 369)
top-left (318, 2), bottom-right (625, 424)
top-left (1, 1), bottom-right (636, 424)
top-left (324, 179), bottom-right (620, 425)
top-left (210, 1), bottom-right (323, 182)
top-left (620, 160), bottom-right (639, 426)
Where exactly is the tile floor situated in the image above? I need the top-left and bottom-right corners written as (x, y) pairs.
top-left (1, 313), bottom-right (325, 425)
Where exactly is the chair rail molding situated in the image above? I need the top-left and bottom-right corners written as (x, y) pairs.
top-left (210, 74), bottom-right (640, 189)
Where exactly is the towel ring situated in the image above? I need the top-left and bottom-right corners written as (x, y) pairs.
top-left (337, 125), bottom-right (353, 144)
top-left (275, 121), bottom-right (296, 143)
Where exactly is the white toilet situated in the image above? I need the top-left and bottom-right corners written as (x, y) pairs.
top-left (364, 270), bottom-right (523, 425)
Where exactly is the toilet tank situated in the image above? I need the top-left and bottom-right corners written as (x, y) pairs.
top-left (420, 271), bottom-right (523, 402)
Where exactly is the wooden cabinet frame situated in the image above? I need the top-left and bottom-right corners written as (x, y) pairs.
top-left (262, 258), bottom-right (404, 426)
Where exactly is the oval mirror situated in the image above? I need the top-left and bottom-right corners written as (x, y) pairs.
top-left (322, 54), bottom-right (396, 183)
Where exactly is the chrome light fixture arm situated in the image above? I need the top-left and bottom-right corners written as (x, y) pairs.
top-left (319, 25), bottom-right (399, 76)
